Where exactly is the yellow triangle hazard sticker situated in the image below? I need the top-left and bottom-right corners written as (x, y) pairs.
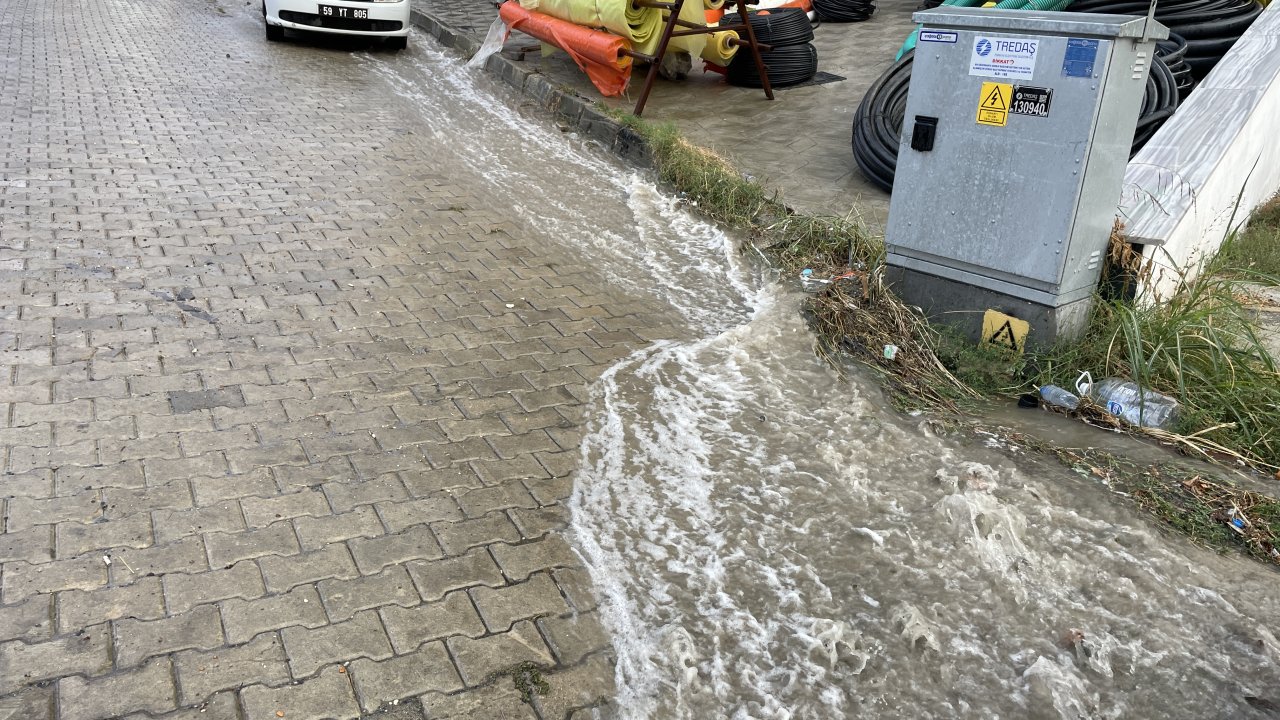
top-left (976, 82), bottom-right (1012, 127)
top-left (981, 84), bottom-right (1009, 111)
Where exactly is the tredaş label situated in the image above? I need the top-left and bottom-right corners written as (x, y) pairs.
top-left (969, 36), bottom-right (1038, 80)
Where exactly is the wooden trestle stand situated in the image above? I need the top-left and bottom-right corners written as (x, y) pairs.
top-left (625, 0), bottom-right (774, 115)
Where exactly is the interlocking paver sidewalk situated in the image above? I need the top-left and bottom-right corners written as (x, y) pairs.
top-left (0, 0), bottom-right (677, 717)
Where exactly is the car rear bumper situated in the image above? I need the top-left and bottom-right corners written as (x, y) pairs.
top-left (267, 0), bottom-right (410, 36)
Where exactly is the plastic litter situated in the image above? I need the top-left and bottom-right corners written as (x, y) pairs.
top-left (1039, 385), bottom-right (1080, 411)
top-left (799, 268), bottom-right (830, 293)
top-left (883, 344), bottom-right (899, 360)
top-left (1075, 372), bottom-right (1179, 430)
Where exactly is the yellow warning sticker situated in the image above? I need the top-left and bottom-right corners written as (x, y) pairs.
top-left (981, 309), bottom-right (1030, 353)
top-left (976, 82), bottom-right (1012, 127)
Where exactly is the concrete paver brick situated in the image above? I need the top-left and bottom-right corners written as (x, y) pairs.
top-left (175, 633), bottom-right (290, 705)
top-left (0, 595), bottom-right (53, 643)
top-left (145, 453), bottom-right (231, 486)
top-left (240, 667), bottom-right (360, 720)
top-left (294, 505), bottom-right (384, 552)
top-left (349, 523), bottom-right (444, 575)
top-left (406, 548), bottom-right (506, 602)
top-left (376, 497), bottom-right (463, 533)
top-left (152, 502), bottom-right (245, 545)
top-left (120, 691), bottom-right (240, 720)
top-left (6, 494), bottom-right (102, 532)
top-left (104, 480), bottom-right (194, 517)
top-left (163, 560), bottom-right (264, 614)
top-left (258, 544), bottom-right (357, 593)
top-left (447, 619), bottom-right (555, 687)
top-left (109, 536), bottom-right (208, 583)
top-left (55, 513), bottom-right (154, 559)
top-left (55, 462), bottom-right (144, 495)
top-left (280, 610), bottom-right (393, 678)
top-left (348, 641), bottom-right (464, 713)
top-left (205, 522), bottom-right (299, 567)
top-left (456, 480), bottom-right (539, 519)
top-left (221, 584), bottom-right (328, 645)
top-left (0, 470), bottom-right (55, 500)
top-left (533, 653), bottom-right (617, 720)
top-left (2, 555), bottom-right (108, 602)
top-left (433, 512), bottom-right (521, 556)
top-left (391, 464), bottom-right (483, 497)
top-left (538, 612), bottom-right (612, 666)
top-left (491, 536), bottom-right (581, 582)
top-left (57, 576), bottom-right (165, 633)
top-left (190, 469), bottom-right (279, 507)
top-left (379, 591), bottom-right (486, 654)
top-left (524, 474), bottom-right (577, 505)
top-left (318, 564), bottom-right (419, 622)
top-left (508, 506), bottom-right (569, 539)
top-left (0, 685), bottom-right (54, 720)
top-left (58, 657), bottom-right (177, 720)
top-left (240, 490), bottom-right (331, 528)
top-left (420, 682), bottom-right (539, 720)
top-left (0, 622), bottom-right (112, 694)
top-left (115, 604), bottom-right (224, 669)
top-left (551, 568), bottom-right (601, 613)
top-left (323, 474), bottom-right (408, 513)
top-left (470, 454), bottom-right (550, 485)
top-left (0, 526), bottom-right (55, 564)
top-left (471, 572), bottom-right (570, 633)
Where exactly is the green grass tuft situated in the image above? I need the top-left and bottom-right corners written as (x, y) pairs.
top-left (1214, 195), bottom-right (1280, 279)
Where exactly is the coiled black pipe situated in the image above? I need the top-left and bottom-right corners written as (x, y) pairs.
top-left (851, 51), bottom-right (913, 192)
top-left (727, 43), bottom-right (819, 87)
top-left (1156, 32), bottom-right (1194, 100)
top-left (852, 53), bottom-right (1179, 191)
top-left (720, 9), bottom-right (814, 46)
top-left (1068, 0), bottom-right (1263, 79)
top-left (812, 0), bottom-right (876, 22)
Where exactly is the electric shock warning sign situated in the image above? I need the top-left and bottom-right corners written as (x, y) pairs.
top-left (969, 36), bottom-right (1039, 80)
top-left (976, 82), bottom-right (1012, 127)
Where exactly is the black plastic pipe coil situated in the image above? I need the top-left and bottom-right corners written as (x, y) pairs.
top-left (724, 9), bottom-right (818, 88)
top-left (812, 0), bottom-right (877, 22)
top-left (728, 43), bottom-right (819, 87)
top-left (852, 52), bottom-right (1180, 192)
top-left (1068, 0), bottom-right (1264, 79)
top-left (721, 8), bottom-right (814, 46)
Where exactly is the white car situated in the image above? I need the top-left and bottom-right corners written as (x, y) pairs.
top-left (263, 0), bottom-right (411, 49)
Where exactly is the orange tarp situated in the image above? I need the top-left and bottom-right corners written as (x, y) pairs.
top-left (499, 2), bottom-right (633, 97)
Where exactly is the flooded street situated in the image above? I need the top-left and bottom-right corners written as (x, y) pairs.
top-left (4, 0), bottom-right (1275, 713)
top-left (373, 37), bottom-right (1280, 719)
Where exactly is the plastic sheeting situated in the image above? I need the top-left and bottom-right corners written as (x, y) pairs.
top-left (500, 2), bottom-right (634, 96)
top-left (700, 29), bottom-right (740, 65)
top-left (521, 0), bottom-right (665, 54)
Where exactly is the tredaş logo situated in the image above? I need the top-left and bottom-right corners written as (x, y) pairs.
top-left (976, 38), bottom-right (992, 56)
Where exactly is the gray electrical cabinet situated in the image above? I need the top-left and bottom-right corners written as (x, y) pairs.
top-left (885, 8), bottom-right (1166, 347)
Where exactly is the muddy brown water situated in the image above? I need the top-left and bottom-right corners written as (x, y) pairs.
top-left (369, 34), bottom-right (1280, 720)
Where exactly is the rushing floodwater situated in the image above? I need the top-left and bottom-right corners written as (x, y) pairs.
top-left (361, 33), bottom-right (1280, 719)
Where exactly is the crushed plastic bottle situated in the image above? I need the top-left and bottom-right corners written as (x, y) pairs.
top-left (1039, 385), bottom-right (1080, 411)
top-left (799, 268), bottom-right (830, 293)
top-left (1075, 372), bottom-right (1179, 430)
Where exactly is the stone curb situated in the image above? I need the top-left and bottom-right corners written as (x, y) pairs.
top-left (410, 7), bottom-right (653, 167)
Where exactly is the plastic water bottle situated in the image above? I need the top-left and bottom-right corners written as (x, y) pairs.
top-left (1075, 372), bottom-right (1179, 429)
top-left (799, 269), bottom-right (829, 293)
top-left (1039, 385), bottom-right (1080, 410)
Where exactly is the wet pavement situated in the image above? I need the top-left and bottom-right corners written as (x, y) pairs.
top-left (0, 0), bottom-right (684, 717)
top-left (4, 0), bottom-right (1280, 719)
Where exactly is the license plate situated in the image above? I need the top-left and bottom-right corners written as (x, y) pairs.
top-left (318, 4), bottom-right (369, 19)
top-left (1010, 86), bottom-right (1052, 118)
